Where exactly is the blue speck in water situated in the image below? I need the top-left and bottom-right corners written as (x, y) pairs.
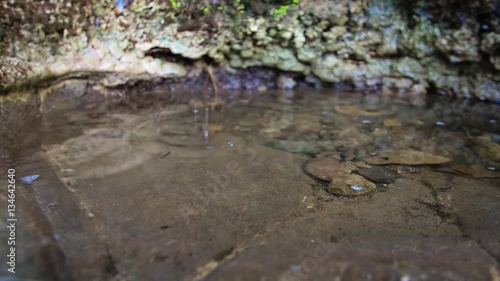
top-left (20, 174), bottom-right (40, 184)
top-left (228, 141), bottom-right (235, 147)
top-left (362, 120), bottom-right (372, 124)
top-left (289, 265), bottom-right (302, 272)
top-left (351, 185), bottom-right (363, 191)
top-left (486, 166), bottom-right (497, 171)
top-left (435, 121), bottom-right (446, 126)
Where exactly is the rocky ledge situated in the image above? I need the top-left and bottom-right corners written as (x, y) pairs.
top-left (0, 0), bottom-right (499, 102)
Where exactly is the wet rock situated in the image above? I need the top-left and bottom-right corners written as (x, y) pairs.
top-left (304, 157), bottom-right (352, 181)
top-left (356, 166), bottom-right (395, 183)
top-left (278, 125), bottom-right (320, 141)
top-left (328, 174), bottom-right (376, 196)
top-left (334, 127), bottom-right (372, 147)
top-left (436, 28), bottom-right (481, 63)
top-left (395, 78), bottom-right (414, 90)
top-left (277, 75), bottom-right (297, 89)
top-left (311, 54), bottom-right (359, 83)
top-left (366, 150), bottom-right (451, 166)
top-left (0, 57), bottom-right (30, 90)
top-left (474, 137), bottom-right (500, 162)
top-left (392, 57), bottom-right (426, 82)
top-left (474, 78), bottom-right (500, 101)
top-left (410, 84), bottom-right (427, 96)
top-left (297, 45), bottom-right (323, 63)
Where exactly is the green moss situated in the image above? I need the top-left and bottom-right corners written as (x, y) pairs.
top-left (241, 49), bottom-right (253, 58)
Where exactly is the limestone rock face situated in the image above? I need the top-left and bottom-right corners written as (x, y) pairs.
top-left (0, 0), bottom-right (499, 101)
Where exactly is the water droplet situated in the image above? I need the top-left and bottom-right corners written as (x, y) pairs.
top-left (20, 174), bottom-right (40, 184)
top-left (435, 121), bottom-right (446, 126)
top-left (486, 166), bottom-right (497, 171)
top-left (362, 119), bottom-right (372, 124)
top-left (350, 185), bottom-right (363, 191)
top-left (489, 119), bottom-right (497, 124)
top-left (227, 141), bottom-right (235, 147)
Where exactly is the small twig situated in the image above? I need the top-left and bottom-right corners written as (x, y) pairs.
top-left (205, 65), bottom-right (220, 99)
top-left (160, 151), bottom-right (171, 159)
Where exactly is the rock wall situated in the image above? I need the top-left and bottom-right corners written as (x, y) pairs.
top-left (0, 0), bottom-right (499, 101)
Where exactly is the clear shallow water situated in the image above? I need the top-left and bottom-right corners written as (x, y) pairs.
top-left (15, 90), bottom-right (500, 182)
top-left (1, 88), bottom-right (499, 280)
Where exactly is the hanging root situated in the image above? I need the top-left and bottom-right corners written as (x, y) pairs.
top-left (205, 65), bottom-right (220, 99)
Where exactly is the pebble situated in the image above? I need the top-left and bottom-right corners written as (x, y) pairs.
top-left (304, 157), bottom-right (352, 181)
top-left (277, 75), bottom-right (297, 89)
top-left (365, 150), bottom-right (451, 165)
top-left (328, 174), bottom-right (376, 196)
top-left (356, 166), bottom-right (395, 183)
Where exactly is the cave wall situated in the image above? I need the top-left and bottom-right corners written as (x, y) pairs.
top-left (0, 0), bottom-right (499, 101)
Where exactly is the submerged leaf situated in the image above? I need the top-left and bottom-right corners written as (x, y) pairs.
top-left (366, 150), bottom-right (451, 165)
top-left (435, 165), bottom-right (500, 178)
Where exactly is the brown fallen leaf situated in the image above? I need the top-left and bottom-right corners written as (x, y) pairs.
top-left (366, 150), bottom-right (451, 165)
top-left (435, 165), bottom-right (500, 178)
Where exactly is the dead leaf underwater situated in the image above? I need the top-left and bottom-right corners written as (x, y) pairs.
top-left (365, 150), bottom-right (451, 165)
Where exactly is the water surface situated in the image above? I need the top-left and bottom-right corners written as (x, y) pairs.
top-left (1, 88), bottom-right (499, 281)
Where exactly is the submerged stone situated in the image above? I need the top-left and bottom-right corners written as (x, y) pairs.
top-left (304, 157), bottom-right (351, 181)
top-left (356, 166), bottom-right (395, 184)
top-left (328, 174), bottom-right (376, 196)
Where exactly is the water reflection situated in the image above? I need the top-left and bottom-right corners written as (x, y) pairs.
top-left (3, 90), bottom-right (499, 185)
